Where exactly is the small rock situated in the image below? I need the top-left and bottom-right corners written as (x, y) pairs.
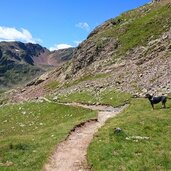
top-left (21, 111), bottom-right (26, 115)
top-left (0, 161), bottom-right (13, 167)
top-left (21, 89), bottom-right (26, 92)
top-left (142, 88), bottom-right (147, 93)
top-left (114, 127), bottom-right (122, 133)
top-left (53, 96), bottom-right (58, 101)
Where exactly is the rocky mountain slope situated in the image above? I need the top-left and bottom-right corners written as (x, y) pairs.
top-left (0, 41), bottom-right (74, 89)
top-left (69, 0), bottom-right (171, 77)
top-left (8, 0), bottom-right (171, 102)
top-left (47, 48), bottom-right (74, 66)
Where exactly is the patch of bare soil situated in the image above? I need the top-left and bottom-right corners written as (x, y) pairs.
top-left (44, 103), bottom-right (128, 171)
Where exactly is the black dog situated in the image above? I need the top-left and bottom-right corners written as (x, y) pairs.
top-left (145, 94), bottom-right (167, 109)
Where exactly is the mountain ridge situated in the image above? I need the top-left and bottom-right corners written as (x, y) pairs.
top-left (0, 41), bottom-right (74, 89)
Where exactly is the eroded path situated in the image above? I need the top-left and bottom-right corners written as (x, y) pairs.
top-left (44, 103), bottom-right (128, 171)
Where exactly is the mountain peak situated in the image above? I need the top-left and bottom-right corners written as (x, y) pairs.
top-left (0, 41), bottom-right (74, 89)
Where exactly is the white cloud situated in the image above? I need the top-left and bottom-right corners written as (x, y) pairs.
top-left (0, 26), bottom-right (39, 43)
top-left (49, 43), bottom-right (73, 51)
top-left (76, 22), bottom-right (90, 32)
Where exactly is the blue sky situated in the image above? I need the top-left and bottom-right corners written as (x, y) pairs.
top-left (0, 0), bottom-right (150, 50)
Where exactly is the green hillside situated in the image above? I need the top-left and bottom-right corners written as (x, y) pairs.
top-left (0, 102), bottom-right (96, 171)
top-left (88, 99), bottom-right (171, 170)
top-left (96, 3), bottom-right (171, 55)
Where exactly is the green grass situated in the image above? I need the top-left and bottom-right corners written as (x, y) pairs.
top-left (96, 3), bottom-right (171, 56)
top-left (57, 89), bottom-right (131, 107)
top-left (119, 5), bottom-right (171, 53)
top-left (44, 80), bottom-right (60, 90)
top-left (99, 89), bottom-right (131, 106)
top-left (87, 99), bottom-right (171, 171)
top-left (0, 93), bottom-right (8, 105)
top-left (64, 73), bottom-right (110, 88)
top-left (58, 91), bottom-right (97, 104)
top-left (0, 102), bottom-right (97, 171)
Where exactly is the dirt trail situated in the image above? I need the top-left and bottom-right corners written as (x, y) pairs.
top-left (44, 103), bottom-right (128, 171)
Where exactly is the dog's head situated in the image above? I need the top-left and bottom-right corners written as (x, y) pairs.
top-left (145, 94), bottom-right (152, 99)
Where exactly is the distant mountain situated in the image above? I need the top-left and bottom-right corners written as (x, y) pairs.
top-left (47, 48), bottom-right (75, 66)
top-left (0, 41), bottom-right (74, 89)
top-left (0, 41), bottom-right (49, 65)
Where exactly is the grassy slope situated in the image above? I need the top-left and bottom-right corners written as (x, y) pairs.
top-left (64, 73), bottom-right (110, 88)
top-left (57, 89), bottom-right (131, 107)
top-left (95, 2), bottom-right (171, 56)
top-left (0, 102), bottom-right (96, 171)
top-left (87, 99), bottom-right (171, 171)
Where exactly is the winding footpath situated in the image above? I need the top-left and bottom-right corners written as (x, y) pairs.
top-left (44, 103), bottom-right (128, 171)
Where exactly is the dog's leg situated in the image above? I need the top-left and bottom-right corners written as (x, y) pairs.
top-left (162, 102), bottom-right (166, 108)
top-left (161, 97), bottom-right (167, 109)
top-left (151, 102), bottom-right (154, 110)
